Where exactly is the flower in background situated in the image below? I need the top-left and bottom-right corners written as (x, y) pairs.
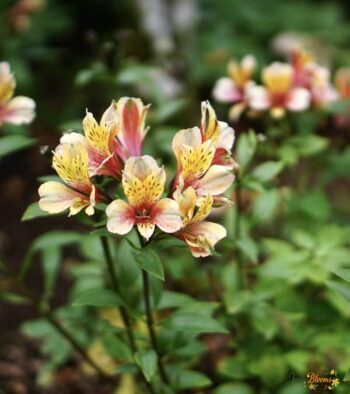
top-left (0, 62), bottom-right (35, 126)
top-left (39, 133), bottom-right (100, 216)
top-left (334, 67), bottom-right (350, 128)
top-left (213, 55), bottom-right (256, 119)
top-left (172, 102), bottom-right (235, 204)
top-left (174, 187), bottom-right (226, 257)
top-left (9, 0), bottom-right (46, 32)
top-left (247, 62), bottom-right (310, 118)
top-left (106, 156), bottom-right (182, 240)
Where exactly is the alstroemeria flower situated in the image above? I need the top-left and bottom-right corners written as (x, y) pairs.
top-left (334, 68), bottom-right (350, 128)
top-left (39, 133), bottom-right (100, 216)
top-left (200, 101), bottom-right (237, 169)
top-left (174, 187), bottom-right (226, 257)
top-left (307, 64), bottom-right (338, 107)
top-left (83, 103), bottom-right (122, 178)
top-left (106, 156), bottom-right (182, 240)
top-left (172, 102), bottom-right (235, 203)
top-left (213, 55), bottom-right (256, 120)
top-left (83, 98), bottom-right (150, 179)
top-left (247, 62), bottom-right (310, 118)
top-left (0, 62), bottom-right (35, 126)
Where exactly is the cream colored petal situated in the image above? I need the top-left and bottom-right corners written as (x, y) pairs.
top-left (151, 198), bottom-right (183, 233)
top-left (216, 121), bottom-right (235, 152)
top-left (60, 132), bottom-right (85, 145)
top-left (197, 165), bottom-right (234, 196)
top-left (212, 78), bottom-right (242, 103)
top-left (1, 96), bottom-right (35, 125)
top-left (173, 186), bottom-right (196, 219)
top-left (106, 199), bottom-right (135, 235)
top-left (137, 222), bottom-right (155, 241)
top-left (124, 155), bottom-right (159, 181)
top-left (0, 62), bottom-right (15, 104)
top-left (172, 127), bottom-right (202, 162)
top-left (38, 181), bottom-right (83, 214)
top-left (247, 86), bottom-right (270, 111)
top-left (286, 88), bottom-right (310, 111)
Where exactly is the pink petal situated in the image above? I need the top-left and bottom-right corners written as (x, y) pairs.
top-left (0, 96), bottom-right (35, 125)
top-left (247, 86), bottom-right (270, 111)
top-left (151, 198), bottom-right (183, 233)
top-left (213, 78), bottom-right (242, 103)
top-left (196, 165), bottom-right (235, 196)
top-left (286, 88), bottom-right (310, 111)
top-left (106, 200), bottom-right (135, 235)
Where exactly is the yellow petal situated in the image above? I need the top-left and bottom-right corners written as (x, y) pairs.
top-left (0, 62), bottom-right (15, 104)
top-left (201, 101), bottom-right (221, 144)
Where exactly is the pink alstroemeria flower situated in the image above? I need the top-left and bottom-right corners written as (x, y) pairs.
top-left (106, 156), bottom-right (182, 241)
top-left (213, 55), bottom-right (256, 120)
top-left (247, 62), bottom-right (310, 118)
top-left (174, 187), bottom-right (226, 257)
top-left (83, 98), bottom-right (150, 179)
top-left (334, 68), bottom-right (350, 128)
top-left (38, 133), bottom-right (100, 216)
top-left (0, 62), bottom-right (35, 125)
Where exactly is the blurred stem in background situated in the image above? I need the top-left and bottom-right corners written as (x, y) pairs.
top-left (100, 236), bottom-right (136, 352)
top-left (0, 260), bottom-right (111, 381)
top-left (234, 170), bottom-right (247, 288)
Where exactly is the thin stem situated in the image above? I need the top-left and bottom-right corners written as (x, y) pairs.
top-left (44, 312), bottom-right (112, 380)
top-left (100, 236), bottom-right (137, 352)
top-left (141, 269), bottom-right (170, 385)
top-left (234, 172), bottom-right (247, 288)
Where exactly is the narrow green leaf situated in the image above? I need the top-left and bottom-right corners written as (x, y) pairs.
top-left (169, 367), bottom-right (212, 390)
top-left (0, 135), bottom-right (35, 158)
top-left (133, 248), bottom-right (164, 281)
top-left (135, 349), bottom-right (157, 382)
top-left (21, 202), bottom-right (53, 221)
top-left (328, 281), bottom-right (350, 302)
top-left (72, 288), bottom-right (124, 307)
top-left (333, 268), bottom-right (350, 282)
top-left (236, 130), bottom-right (257, 173)
top-left (251, 161), bottom-right (284, 183)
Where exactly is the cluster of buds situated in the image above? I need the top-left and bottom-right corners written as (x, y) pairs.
top-left (0, 62), bottom-right (36, 126)
top-left (213, 47), bottom-right (347, 120)
top-left (39, 99), bottom-right (236, 257)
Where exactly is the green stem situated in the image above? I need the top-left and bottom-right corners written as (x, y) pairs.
top-left (141, 268), bottom-right (170, 386)
top-left (234, 172), bottom-right (247, 288)
top-left (100, 236), bottom-right (136, 352)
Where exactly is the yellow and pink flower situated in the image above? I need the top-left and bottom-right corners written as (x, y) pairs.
top-left (38, 133), bottom-right (100, 216)
top-left (213, 55), bottom-right (256, 119)
top-left (247, 62), bottom-right (310, 118)
top-left (172, 102), bottom-right (235, 203)
top-left (106, 156), bottom-right (182, 240)
top-left (0, 62), bottom-right (35, 126)
top-left (174, 187), bottom-right (226, 257)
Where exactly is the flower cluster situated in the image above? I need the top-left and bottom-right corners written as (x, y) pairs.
top-left (213, 46), bottom-right (345, 120)
top-left (39, 99), bottom-right (236, 257)
top-left (0, 62), bottom-right (35, 126)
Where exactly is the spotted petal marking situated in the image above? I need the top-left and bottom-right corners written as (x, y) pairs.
top-left (83, 112), bottom-right (111, 156)
top-left (192, 194), bottom-right (213, 223)
top-left (201, 102), bottom-right (221, 144)
top-left (180, 140), bottom-right (215, 183)
top-left (53, 144), bottom-right (90, 189)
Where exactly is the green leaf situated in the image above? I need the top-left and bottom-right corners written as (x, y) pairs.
top-left (0, 135), bottom-right (35, 158)
top-left (327, 281), bottom-right (350, 302)
top-left (133, 248), bottom-right (164, 281)
top-left (236, 130), bottom-right (257, 173)
top-left (332, 268), bottom-right (350, 282)
top-left (236, 238), bottom-right (258, 263)
top-left (42, 246), bottom-right (61, 301)
top-left (134, 349), bottom-right (157, 382)
top-left (169, 367), bottom-right (212, 390)
top-left (251, 161), bottom-right (284, 183)
top-left (162, 311), bottom-right (228, 334)
top-left (21, 202), bottom-right (53, 221)
top-left (71, 288), bottom-right (124, 307)
top-left (252, 189), bottom-right (280, 222)
top-left (214, 383), bottom-right (254, 394)
top-left (158, 291), bottom-right (197, 309)
top-left (102, 335), bottom-right (132, 361)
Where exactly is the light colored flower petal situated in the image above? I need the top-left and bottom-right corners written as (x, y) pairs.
top-left (173, 186), bottom-right (196, 219)
top-left (137, 222), bottom-right (155, 241)
top-left (213, 77), bottom-right (242, 103)
top-left (151, 198), bottom-right (183, 233)
top-left (106, 199), bottom-right (135, 235)
top-left (38, 181), bottom-right (86, 214)
top-left (172, 127), bottom-right (202, 162)
top-left (0, 62), bottom-right (15, 104)
top-left (197, 165), bottom-right (234, 196)
top-left (286, 88), bottom-right (310, 111)
top-left (247, 86), bottom-right (270, 111)
top-left (0, 96), bottom-right (35, 125)
top-left (216, 121), bottom-right (235, 152)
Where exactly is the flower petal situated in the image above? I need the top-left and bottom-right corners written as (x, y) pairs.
top-left (286, 88), bottom-right (310, 111)
top-left (247, 86), bottom-right (270, 111)
top-left (137, 222), bottom-right (155, 241)
top-left (0, 62), bottom-right (15, 104)
top-left (0, 96), bottom-right (35, 125)
top-left (212, 78), bottom-right (242, 103)
top-left (172, 127), bottom-right (202, 163)
top-left (38, 181), bottom-right (87, 215)
top-left (106, 200), bottom-right (135, 235)
top-left (196, 165), bottom-right (234, 196)
top-left (151, 198), bottom-right (183, 233)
